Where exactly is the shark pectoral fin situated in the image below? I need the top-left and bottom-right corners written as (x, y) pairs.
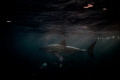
top-left (59, 56), bottom-right (63, 62)
top-left (54, 52), bottom-right (63, 62)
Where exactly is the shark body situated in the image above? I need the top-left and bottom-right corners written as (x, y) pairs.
top-left (39, 39), bottom-right (97, 67)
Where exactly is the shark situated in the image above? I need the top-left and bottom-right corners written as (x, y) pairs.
top-left (39, 39), bottom-right (97, 67)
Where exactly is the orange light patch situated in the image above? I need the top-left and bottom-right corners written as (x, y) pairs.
top-left (83, 3), bottom-right (93, 8)
top-left (83, 6), bottom-right (89, 8)
top-left (88, 3), bottom-right (93, 7)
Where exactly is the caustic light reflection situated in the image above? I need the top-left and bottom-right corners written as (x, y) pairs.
top-left (98, 36), bottom-right (120, 40)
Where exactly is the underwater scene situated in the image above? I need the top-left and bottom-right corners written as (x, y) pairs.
top-left (2, 0), bottom-right (120, 79)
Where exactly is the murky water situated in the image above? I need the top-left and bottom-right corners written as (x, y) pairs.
top-left (8, 15), bottom-right (120, 67)
top-left (4, 11), bottom-right (120, 79)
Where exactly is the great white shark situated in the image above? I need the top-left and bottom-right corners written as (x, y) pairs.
top-left (39, 39), bottom-right (97, 68)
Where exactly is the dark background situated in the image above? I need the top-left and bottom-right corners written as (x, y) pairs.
top-left (1, 0), bottom-right (120, 79)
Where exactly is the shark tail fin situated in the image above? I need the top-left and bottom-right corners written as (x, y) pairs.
top-left (87, 40), bottom-right (97, 59)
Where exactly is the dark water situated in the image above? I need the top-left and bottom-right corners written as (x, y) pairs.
top-left (2, 3), bottom-right (120, 79)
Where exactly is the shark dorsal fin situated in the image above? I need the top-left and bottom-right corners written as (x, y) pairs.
top-left (59, 39), bottom-right (66, 46)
